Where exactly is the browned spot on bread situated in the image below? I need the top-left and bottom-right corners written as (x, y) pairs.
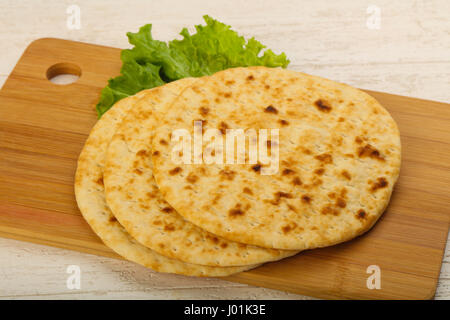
top-left (243, 187), bottom-right (253, 195)
top-left (215, 97), bottom-right (221, 103)
top-left (219, 169), bottom-right (236, 181)
top-left (336, 198), bottom-right (347, 208)
top-left (282, 168), bottom-right (295, 175)
top-left (95, 177), bottom-right (104, 186)
top-left (279, 119), bottom-right (289, 126)
top-left (303, 148), bottom-right (312, 155)
top-left (136, 149), bottom-right (148, 157)
top-left (341, 170), bottom-right (351, 180)
top-left (287, 204), bottom-right (298, 212)
top-left (270, 191), bottom-right (293, 205)
top-left (314, 168), bottom-right (325, 175)
top-left (314, 153), bottom-right (333, 164)
top-left (281, 226), bottom-right (291, 233)
top-left (265, 84), bottom-right (270, 89)
top-left (212, 193), bottom-right (222, 205)
top-left (355, 136), bottom-right (363, 144)
top-left (286, 111), bottom-right (297, 118)
top-left (292, 177), bottom-right (302, 186)
top-left (164, 224), bottom-right (175, 231)
top-left (315, 99), bottom-right (332, 112)
top-left (338, 117), bottom-right (345, 122)
top-left (333, 136), bottom-right (343, 147)
top-left (220, 242), bottom-right (228, 248)
top-left (264, 105), bottom-right (278, 114)
top-left (225, 80), bottom-right (235, 86)
top-left (205, 234), bottom-right (220, 244)
top-left (246, 75), bottom-right (255, 81)
top-left (312, 177), bottom-right (323, 187)
top-left (186, 172), bottom-right (199, 184)
top-left (371, 177), bottom-right (388, 191)
top-left (152, 150), bottom-right (160, 156)
top-left (146, 192), bottom-right (155, 199)
top-left (109, 216), bottom-right (117, 223)
top-left (356, 209), bottom-right (366, 220)
top-left (169, 167), bottom-right (182, 175)
top-left (251, 164), bottom-right (261, 172)
top-left (199, 107), bottom-right (209, 116)
top-left (321, 206), bottom-right (339, 216)
top-left (219, 121), bottom-right (229, 134)
top-left (328, 192), bottom-right (336, 199)
top-left (228, 203), bottom-right (245, 217)
top-left (345, 153), bottom-right (355, 158)
top-left (161, 207), bottom-right (173, 213)
top-left (153, 220), bottom-right (162, 225)
top-left (276, 191), bottom-right (292, 199)
top-left (301, 195), bottom-right (312, 204)
top-left (158, 243), bottom-right (165, 248)
top-left (358, 144), bottom-right (385, 161)
top-left (134, 168), bottom-right (143, 175)
top-left (159, 139), bottom-right (168, 145)
top-left (140, 203), bottom-right (150, 210)
top-left (224, 92), bottom-right (232, 98)
top-left (281, 222), bottom-right (298, 234)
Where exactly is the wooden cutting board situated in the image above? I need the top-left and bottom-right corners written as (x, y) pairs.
top-left (0, 38), bottom-right (449, 300)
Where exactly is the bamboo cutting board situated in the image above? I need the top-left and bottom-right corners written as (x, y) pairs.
top-left (0, 38), bottom-right (449, 300)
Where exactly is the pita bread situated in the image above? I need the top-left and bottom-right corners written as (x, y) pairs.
top-left (151, 67), bottom-right (401, 250)
top-left (74, 87), bottom-right (258, 276)
top-left (104, 78), bottom-right (298, 266)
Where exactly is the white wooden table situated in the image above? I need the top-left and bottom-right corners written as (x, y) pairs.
top-left (0, 0), bottom-right (448, 299)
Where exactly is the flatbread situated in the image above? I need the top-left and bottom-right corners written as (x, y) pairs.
top-left (74, 87), bottom-right (258, 276)
top-left (103, 78), bottom-right (298, 266)
top-left (151, 67), bottom-right (401, 250)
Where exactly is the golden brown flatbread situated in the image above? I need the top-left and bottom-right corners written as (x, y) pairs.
top-left (151, 67), bottom-right (401, 250)
top-left (103, 77), bottom-right (298, 266)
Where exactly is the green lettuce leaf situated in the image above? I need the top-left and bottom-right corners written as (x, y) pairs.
top-left (96, 15), bottom-right (290, 117)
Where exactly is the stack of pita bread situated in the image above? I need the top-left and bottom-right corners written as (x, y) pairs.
top-left (75, 67), bottom-right (401, 276)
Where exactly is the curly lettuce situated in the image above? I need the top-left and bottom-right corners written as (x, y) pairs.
top-left (96, 15), bottom-right (290, 117)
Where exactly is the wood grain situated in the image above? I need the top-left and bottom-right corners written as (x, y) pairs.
top-left (0, 38), bottom-right (449, 300)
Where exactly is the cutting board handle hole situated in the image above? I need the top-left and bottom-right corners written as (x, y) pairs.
top-left (46, 63), bottom-right (81, 85)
